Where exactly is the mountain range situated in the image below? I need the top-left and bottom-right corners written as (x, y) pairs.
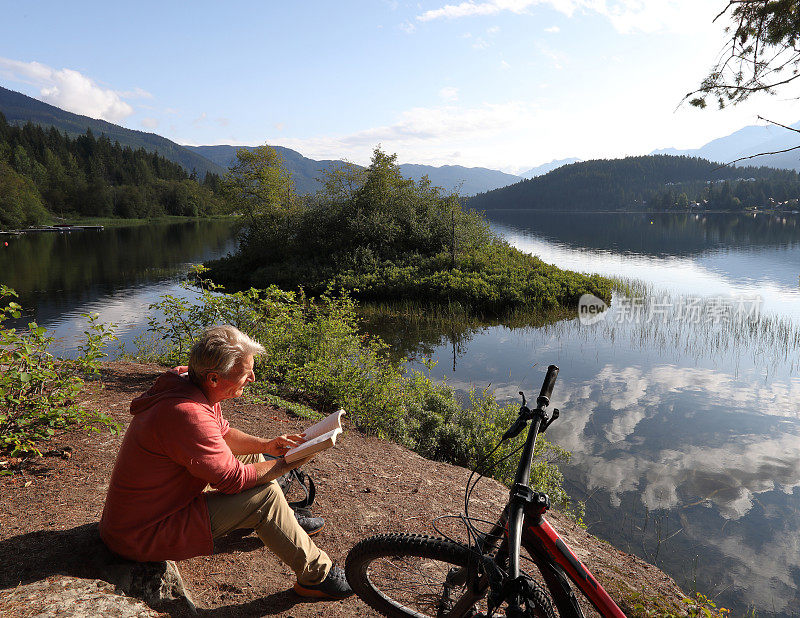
top-left (0, 86), bottom-right (226, 178)
top-left (0, 86), bottom-right (520, 196)
top-left (651, 121), bottom-right (800, 171)
top-left (3, 84), bottom-right (800, 195)
top-left (518, 157), bottom-right (582, 179)
top-left (184, 145), bottom-right (522, 196)
top-left (185, 144), bottom-right (346, 195)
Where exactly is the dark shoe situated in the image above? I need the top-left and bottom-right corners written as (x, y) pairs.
top-left (293, 507), bottom-right (325, 537)
top-left (293, 566), bottom-right (353, 599)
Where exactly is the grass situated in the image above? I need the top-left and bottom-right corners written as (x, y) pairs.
top-left (54, 214), bottom-right (239, 228)
top-left (518, 280), bottom-right (800, 376)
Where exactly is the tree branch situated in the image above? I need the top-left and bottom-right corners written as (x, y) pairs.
top-left (714, 143), bottom-right (800, 170)
top-left (756, 115), bottom-right (800, 134)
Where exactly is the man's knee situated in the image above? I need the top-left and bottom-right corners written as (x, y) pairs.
top-left (207, 480), bottom-right (286, 538)
top-left (252, 481), bottom-right (295, 525)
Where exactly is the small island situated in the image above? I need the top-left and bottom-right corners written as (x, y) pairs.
top-left (207, 146), bottom-right (614, 315)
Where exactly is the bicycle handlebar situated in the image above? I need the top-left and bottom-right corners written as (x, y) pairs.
top-left (537, 364), bottom-right (559, 407)
top-left (502, 365), bottom-right (560, 442)
top-left (506, 364), bottom-right (560, 599)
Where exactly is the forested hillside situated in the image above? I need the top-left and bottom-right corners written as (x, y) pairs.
top-left (0, 113), bottom-right (224, 229)
top-left (0, 86), bottom-right (224, 178)
top-left (468, 155), bottom-right (800, 211)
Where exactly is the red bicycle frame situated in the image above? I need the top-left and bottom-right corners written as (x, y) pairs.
top-left (493, 365), bottom-right (626, 617)
top-left (521, 513), bottom-right (626, 617)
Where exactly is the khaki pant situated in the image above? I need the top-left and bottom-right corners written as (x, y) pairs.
top-left (204, 454), bottom-right (332, 586)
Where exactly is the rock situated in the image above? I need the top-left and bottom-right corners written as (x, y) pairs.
top-left (98, 556), bottom-right (197, 615)
top-left (77, 523), bottom-right (197, 614)
top-left (0, 575), bottom-right (163, 617)
top-left (2, 523), bottom-right (197, 615)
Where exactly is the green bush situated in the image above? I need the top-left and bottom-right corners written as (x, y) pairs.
top-left (135, 270), bottom-right (574, 507)
top-left (0, 286), bottom-right (119, 458)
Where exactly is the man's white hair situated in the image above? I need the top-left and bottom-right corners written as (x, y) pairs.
top-left (188, 325), bottom-right (265, 384)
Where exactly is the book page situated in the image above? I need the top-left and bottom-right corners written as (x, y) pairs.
top-left (302, 409), bottom-right (345, 441)
top-left (285, 427), bottom-right (342, 463)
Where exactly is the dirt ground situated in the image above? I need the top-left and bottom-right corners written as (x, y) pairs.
top-left (0, 362), bottom-right (690, 616)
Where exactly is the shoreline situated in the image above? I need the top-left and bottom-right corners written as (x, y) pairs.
top-left (0, 361), bottom-right (707, 616)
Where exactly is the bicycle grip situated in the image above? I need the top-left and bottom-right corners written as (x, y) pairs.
top-left (538, 365), bottom-right (559, 404)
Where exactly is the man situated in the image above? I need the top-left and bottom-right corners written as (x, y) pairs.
top-left (100, 324), bottom-right (352, 599)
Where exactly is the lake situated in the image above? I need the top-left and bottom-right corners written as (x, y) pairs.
top-left (1, 219), bottom-right (239, 354)
top-left (2, 212), bottom-right (799, 616)
top-left (420, 211), bottom-right (800, 617)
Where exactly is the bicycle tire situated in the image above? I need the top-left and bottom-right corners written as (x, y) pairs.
top-left (345, 533), bottom-right (557, 618)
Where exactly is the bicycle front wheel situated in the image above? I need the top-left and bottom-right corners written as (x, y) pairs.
top-left (345, 533), bottom-right (557, 618)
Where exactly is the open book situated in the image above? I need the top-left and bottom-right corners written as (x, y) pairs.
top-left (284, 409), bottom-right (345, 463)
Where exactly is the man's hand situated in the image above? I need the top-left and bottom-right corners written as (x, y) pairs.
top-left (224, 427), bottom-right (305, 456)
top-left (262, 433), bottom-right (306, 458)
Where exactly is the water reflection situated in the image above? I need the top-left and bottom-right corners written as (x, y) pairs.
top-left (0, 220), bottom-right (237, 354)
top-left (553, 363), bottom-right (800, 614)
top-left (402, 211), bottom-right (800, 616)
top-left (412, 313), bottom-right (800, 614)
top-left (487, 210), bottom-right (800, 255)
top-left (492, 218), bottom-right (800, 319)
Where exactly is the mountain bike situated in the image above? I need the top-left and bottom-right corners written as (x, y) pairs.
top-left (345, 365), bottom-right (627, 617)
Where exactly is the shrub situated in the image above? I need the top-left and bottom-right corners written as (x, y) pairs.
top-left (0, 286), bottom-right (119, 458)
top-left (135, 270), bottom-right (575, 506)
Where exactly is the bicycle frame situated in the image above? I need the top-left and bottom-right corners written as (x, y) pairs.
top-left (346, 364), bottom-right (628, 618)
top-left (474, 509), bottom-right (626, 618)
top-left (522, 515), bottom-right (626, 617)
top-left (487, 364), bottom-right (626, 617)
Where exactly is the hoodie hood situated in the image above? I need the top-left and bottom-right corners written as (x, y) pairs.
top-left (130, 366), bottom-right (211, 415)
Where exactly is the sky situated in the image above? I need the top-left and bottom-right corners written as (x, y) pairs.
top-left (2, 0), bottom-right (800, 174)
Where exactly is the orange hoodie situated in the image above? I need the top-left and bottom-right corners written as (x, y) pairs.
top-left (99, 367), bottom-right (257, 561)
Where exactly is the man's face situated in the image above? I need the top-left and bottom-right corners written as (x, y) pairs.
top-left (215, 354), bottom-right (255, 401)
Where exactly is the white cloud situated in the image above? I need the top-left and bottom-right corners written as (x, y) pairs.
top-left (399, 20), bottom-right (416, 33)
top-left (418, 1), bottom-right (543, 22)
top-left (545, 25), bottom-right (560, 32)
top-left (596, 0), bottom-right (713, 35)
top-left (119, 87), bottom-right (153, 99)
top-left (418, 0), bottom-right (716, 35)
top-left (0, 57), bottom-right (135, 122)
top-left (549, 363), bottom-right (800, 520)
top-left (273, 100), bottom-right (538, 165)
top-left (141, 117), bottom-right (159, 129)
top-left (537, 42), bottom-right (566, 70)
top-left (487, 25), bottom-right (500, 34)
top-left (439, 86), bottom-right (459, 101)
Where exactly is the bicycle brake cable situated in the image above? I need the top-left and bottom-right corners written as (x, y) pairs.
top-left (463, 440), bottom-right (525, 551)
